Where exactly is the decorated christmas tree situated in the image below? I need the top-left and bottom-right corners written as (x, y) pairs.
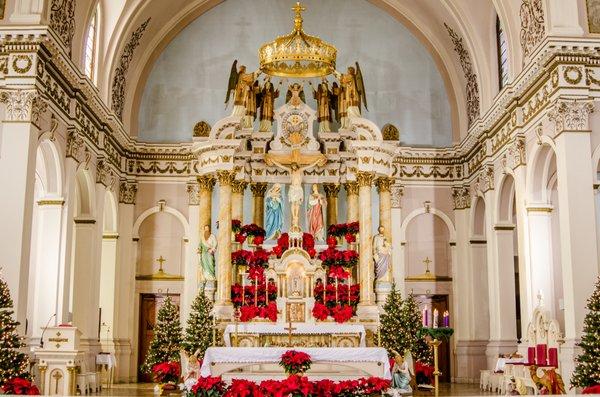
top-left (402, 294), bottom-right (433, 365)
top-left (571, 276), bottom-right (600, 389)
top-left (379, 284), bottom-right (408, 354)
top-left (0, 275), bottom-right (30, 386)
top-left (142, 296), bottom-right (182, 374)
top-left (182, 288), bottom-right (214, 357)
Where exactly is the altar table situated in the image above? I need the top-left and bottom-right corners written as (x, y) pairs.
top-left (200, 347), bottom-right (391, 380)
top-left (495, 357), bottom-right (526, 372)
top-left (223, 323), bottom-right (366, 347)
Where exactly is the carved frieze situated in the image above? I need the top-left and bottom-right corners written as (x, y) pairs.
top-left (112, 18), bottom-right (150, 120)
top-left (444, 23), bottom-right (480, 128)
top-left (390, 184), bottom-right (404, 209)
top-left (49, 0), bottom-right (76, 55)
top-left (548, 99), bottom-right (595, 133)
top-left (452, 186), bottom-right (471, 210)
top-left (520, 0), bottom-right (545, 62)
top-left (119, 181), bottom-right (138, 204)
top-left (187, 183), bottom-right (200, 205)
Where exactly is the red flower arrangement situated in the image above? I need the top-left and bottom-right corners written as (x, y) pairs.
top-left (311, 302), bottom-right (329, 321)
top-left (415, 361), bottom-right (435, 384)
top-left (152, 361), bottom-right (181, 384)
top-left (189, 376), bottom-right (227, 397)
top-left (327, 222), bottom-right (360, 239)
top-left (1, 378), bottom-right (40, 395)
top-left (240, 223), bottom-right (266, 238)
top-left (231, 249), bottom-right (252, 267)
top-left (331, 304), bottom-right (354, 323)
top-left (583, 385), bottom-right (600, 394)
top-left (249, 247), bottom-right (270, 267)
top-left (344, 233), bottom-right (356, 244)
top-left (224, 379), bottom-right (263, 397)
top-left (234, 233), bottom-right (246, 244)
top-left (231, 219), bottom-right (241, 234)
top-left (253, 235), bottom-right (265, 246)
top-left (326, 235), bottom-right (337, 248)
top-left (271, 232), bottom-right (317, 259)
top-left (279, 351), bottom-right (312, 375)
top-left (346, 221), bottom-right (359, 235)
top-left (188, 375), bottom-right (391, 397)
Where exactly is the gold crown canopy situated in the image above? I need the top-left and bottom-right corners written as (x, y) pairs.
top-left (259, 2), bottom-right (337, 78)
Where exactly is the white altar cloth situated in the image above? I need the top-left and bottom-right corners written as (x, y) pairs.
top-left (223, 323), bottom-right (366, 347)
top-left (200, 347), bottom-right (391, 379)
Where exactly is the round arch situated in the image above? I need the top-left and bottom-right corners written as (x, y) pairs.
top-left (132, 204), bottom-right (190, 240)
top-left (102, 190), bottom-right (118, 233)
top-left (74, 168), bottom-right (95, 217)
top-left (526, 141), bottom-right (557, 204)
top-left (36, 138), bottom-right (64, 198)
top-left (399, 206), bottom-right (456, 243)
top-left (470, 194), bottom-right (487, 238)
top-left (495, 172), bottom-right (516, 224)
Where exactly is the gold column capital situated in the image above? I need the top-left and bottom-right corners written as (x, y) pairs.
top-left (217, 170), bottom-right (236, 186)
top-left (344, 181), bottom-right (359, 196)
top-left (323, 183), bottom-right (341, 198)
top-left (197, 174), bottom-right (216, 192)
top-left (250, 182), bottom-right (268, 197)
top-left (356, 172), bottom-right (375, 187)
top-left (232, 180), bottom-right (248, 194)
top-left (375, 177), bottom-right (393, 193)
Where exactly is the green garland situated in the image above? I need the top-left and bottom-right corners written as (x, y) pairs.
top-left (418, 327), bottom-right (454, 341)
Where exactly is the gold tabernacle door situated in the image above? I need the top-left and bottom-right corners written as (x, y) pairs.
top-left (235, 332), bottom-right (361, 348)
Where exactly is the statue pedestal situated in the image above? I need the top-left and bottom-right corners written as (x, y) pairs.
top-left (356, 304), bottom-right (380, 321)
top-left (375, 280), bottom-right (392, 305)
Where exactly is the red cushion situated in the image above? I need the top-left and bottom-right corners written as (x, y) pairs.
top-left (528, 346), bottom-right (536, 364)
top-left (548, 347), bottom-right (558, 367)
top-left (536, 344), bottom-right (547, 366)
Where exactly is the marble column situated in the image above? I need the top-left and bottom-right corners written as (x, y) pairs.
top-left (344, 182), bottom-right (359, 223)
top-left (375, 177), bottom-right (393, 303)
top-left (197, 175), bottom-right (215, 231)
top-left (323, 183), bottom-right (340, 227)
top-left (356, 172), bottom-right (377, 318)
top-left (231, 180), bottom-right (248, 223)
top-left (250, 182), bottom-right (268, 227)
top-left (214, 171), bottom-right (236, 319)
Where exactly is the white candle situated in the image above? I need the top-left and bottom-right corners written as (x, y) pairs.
top-left (433, 309), bottom-right (439, 328)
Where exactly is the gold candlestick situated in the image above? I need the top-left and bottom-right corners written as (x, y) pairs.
top-left (428, 338), bottom-right (442, 397)
top-left (212, 316), bottom-right (217, 346)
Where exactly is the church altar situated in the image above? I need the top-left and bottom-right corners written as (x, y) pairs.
top-left (223, 322), bottom-right (366, 347)
top-left (200, 347), bottom-right (391, 381)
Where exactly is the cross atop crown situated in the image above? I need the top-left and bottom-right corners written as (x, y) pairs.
top-left (292, 2), bottom-right (306, 31)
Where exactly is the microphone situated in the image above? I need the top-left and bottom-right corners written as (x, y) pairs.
top-left (39, 314), bottom-right (56, 349)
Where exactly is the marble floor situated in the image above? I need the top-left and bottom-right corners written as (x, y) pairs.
top-left (100, 382), bottom-right (493, 396)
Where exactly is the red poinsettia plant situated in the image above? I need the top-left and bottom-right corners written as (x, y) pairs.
top-left (279, 350), bottom-right (312, 375)
top-left (1, 378), bottom-right (40, 395)
top-left (231, 249), bottom-right (252, 267)
top-left (240, 223), bottom-right (266, 238)
top-left (189, 376), bottom-right (227, 397)
top-left (152, 361), bottom-right (181, 384)
top-left (231, 219), bottom-right (241, 234)
top-left (311, 302), bottom-right (330, 321)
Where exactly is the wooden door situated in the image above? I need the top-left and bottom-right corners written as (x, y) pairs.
top-left (137, 293), bottom-right (180, 382)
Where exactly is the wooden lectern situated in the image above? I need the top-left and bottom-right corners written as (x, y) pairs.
top-left (34, 326), bottom-right (84, 395)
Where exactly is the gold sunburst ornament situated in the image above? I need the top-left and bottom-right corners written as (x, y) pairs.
top-left (259, 2), bottom-right (337, 78)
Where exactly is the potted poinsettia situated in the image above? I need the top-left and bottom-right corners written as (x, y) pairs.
top-left (152, 361), bottom-right (181, 394)
top-left (187, 376), bottom-right (226, 397)
top-left (1, 378), bottom-right (40, 395)
top-left (279, 350), bottom-right (312, 376)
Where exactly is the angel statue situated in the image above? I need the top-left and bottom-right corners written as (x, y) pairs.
top-left (197, 224), bottom-right (217, 281)
top-left (373, 225), bottom-right (391, 279)
top-left (225, 60), bottom-right (261, 128)
top-left (334, 62), bottom-right (368, 129)
top-left (180, 349), bottom-right (201, 390)
top-left (307, 184), bottom-right (326, 240)
top-left (309, 78), bottom-right (333, 132)
top-left (265, 183), bottom-right (284, 240)
top-left (286, 82), bottom-right (306, 107)
top-left (259, 77), bottom-right (281, 132)
top-left (390, 350), bottom-right (414, 394)
top-left (245, 80), bottom-right (261, 129)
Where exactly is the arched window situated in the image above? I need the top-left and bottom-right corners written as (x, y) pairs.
top-left (496, 16), bottom-right (509, 89)
top-left (83, 3), bottom-right (99, 82)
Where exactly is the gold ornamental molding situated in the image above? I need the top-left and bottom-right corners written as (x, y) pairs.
top-left (37, 199), bottom-right (65, 206)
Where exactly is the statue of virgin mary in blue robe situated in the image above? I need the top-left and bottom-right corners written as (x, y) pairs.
top-left (265, 184), bottom-right (284, 240)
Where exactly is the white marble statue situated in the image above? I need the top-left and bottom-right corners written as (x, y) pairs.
top-left (373, 225), bottom-right (391, 279)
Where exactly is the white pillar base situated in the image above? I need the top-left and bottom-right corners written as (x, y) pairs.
top-left (454, 340), bottom-right (488, 384)
top-left (375, 281), bottom-right (391, 306)
top-left (485, 340), bottom-right (518, 371)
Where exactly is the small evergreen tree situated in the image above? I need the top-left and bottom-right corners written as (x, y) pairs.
top-left (182, 288), bottom-right (213, 357)
top-left (0, 275), bottom-right (30, 385)
top-left (572, 276), bottom-right (600, 389)
top-left (379, 284), bottom-right (408, 354)
top-left (142, 296), bottom-right (182, 374)
top-left (402, 294), bottom-right (433, 365)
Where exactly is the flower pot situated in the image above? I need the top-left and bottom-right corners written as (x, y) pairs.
top-left (159, 382), bottom-right (177, 396)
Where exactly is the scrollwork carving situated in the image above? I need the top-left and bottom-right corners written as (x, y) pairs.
top-left (520, 0), bottom-right (545, 62)
top-left (96, 159), bottom-right (117, 190)
top-left (187, 183), bottom-right (200, 205)
top-left (49, 0), bottom-right (76, 55)
top-left (444, 23), bottom-right (480, 128)
top-left (390, 184), bottom-right (404, 208)
top-left (193, 121), bottom-right (211, 137)
top-left (111, 18), bottom-right (150, 120)
top-left (0, 89), bottom-right (41, 122)
top-left (382, 124), bottom-right (399, 141)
